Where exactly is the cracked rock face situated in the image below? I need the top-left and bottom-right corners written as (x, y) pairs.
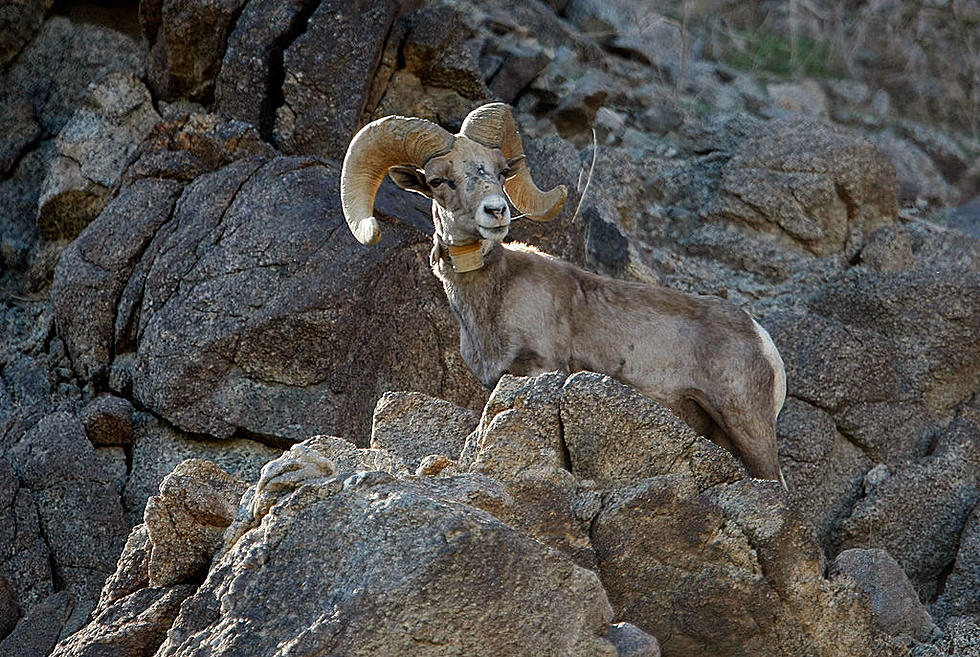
top-left (4, 0), bottom-right (980, 655)
top-left (6, 412), bottom-right (128, 633)
top-left (126, 154), bottom-right (483, 442)
top-left (37, 73), bottom-right (161, 241)
top-left (142, 0), bottom-right (250, 102)
top-left (61, 373), bottom-right (909, 657)
top-left (155, 464), bottom-right (621, 657)
top-left (52, 114), bottom-right (486, 445)
top-left (273, 0), bottom-right (403, 159)
top-left (709, 117), bottom-right (898, 259)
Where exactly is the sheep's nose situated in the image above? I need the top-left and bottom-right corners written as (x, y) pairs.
top-left (483, 202), bottom-right (506, 219)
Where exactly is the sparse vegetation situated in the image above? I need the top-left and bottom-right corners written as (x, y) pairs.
top-left (723, 28), bottom-right (837, 79)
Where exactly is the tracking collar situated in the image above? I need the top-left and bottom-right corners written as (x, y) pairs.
top-left (432, 237), bottom-right (490, 273)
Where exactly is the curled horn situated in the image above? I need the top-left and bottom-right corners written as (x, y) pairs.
top-left (460, 103), bottom-right (567, 221)
top-left (341, 116), bottom-right (455, 245)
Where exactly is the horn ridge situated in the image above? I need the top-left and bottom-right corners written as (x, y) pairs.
top-left (461, 103), bottom-right (567, 222)
top-left (341, 116), bottom-right (455, 245)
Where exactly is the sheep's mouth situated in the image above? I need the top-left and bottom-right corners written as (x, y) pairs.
top-left (477, 224), bottom-right (509, 240)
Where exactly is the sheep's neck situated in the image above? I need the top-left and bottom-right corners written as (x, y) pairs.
top-left (430, 206), bottom-right (499, 273)
top-left (429, 235), bottom-right (509, 388)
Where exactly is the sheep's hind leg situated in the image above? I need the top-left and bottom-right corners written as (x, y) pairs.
top-left (718, 412), bottom-right (786, 489)
top-left (681, 393), bottom-right (786, 489)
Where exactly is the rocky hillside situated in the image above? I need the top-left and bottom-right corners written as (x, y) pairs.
top-left (0, 0), bottom-right (978, 656)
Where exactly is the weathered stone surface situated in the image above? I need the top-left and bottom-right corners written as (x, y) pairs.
top-left (37, 73), bottom-right (161, 241)
top-left (830, 548), bottom-right (933, 640)
top-left (0, 459), bottom-right (53, 614)
top-left (0, 0), bottom-right (53, 68)
top-left (142, 0), bottom-right (249, 102)
top-left (838, 411), bottom-right (980, 601)
top-left (914, 616), bottom-right (980, 657)
top-left (155, 470), bottom-right (620, 657)
top-left (775, 397), bottom-right (871, 552)
top-left (214, 0), bottom-right (312, 135)
top-left (80, 395), bottom-right (134, 446)
top-left (594, 476), bottom-right (902, 657)
top-left (119, 112), bottom-right (277, 186)
top-left (245, 442), bottom-right (338, 523)
top-left (273, 0), bottom-right (402, 159)
top-left (709, 117), bottom-right (897, 258)
top-left (0, 100), bottom-right (41, 175)
top-left (858, 225), bottom-right (914, 272)
top-left (461, 371), bottom-right (566, 478)
top-left (1, 17), bottom-right (144, 138)
top-left (50, 585), bottom-right (197, 657)
top-left (0, 591), bottom-right (73, 657)
top-left (94, 525), bottom-right (151, 616)
top-left (128, 155), bottom-right (485, 443)
top-left (485, 42), bottom-right (551, 103)
top-left (52, 178), bottom-right (184, 383)
top-left (122, 413), bottom-right (279, 526)
top-left (608, 622), bottom-right (662, 657)
top-left (809, 269), bottom-right (980, 419)
top-left (144, 460), bottom-right (247, 587)
top-left (565, 2), bottom-right (682, 82)
top-left (935, 501), bottom-right (980, 621)
top-left (895, 121), bottom-right (970, 185)
top-left (370, 391), bottom-right (477, 470)
top-left (561, 372), bottom-right (743, 489)
top-left (767, 79), bottom-right (829, 117)
top-left (873, 131), bottom-right (958, 207)
top-left (401, 5), bottom-right (488, 101)
top-left (766, 311), bottom-right (902, 419)
top-left (7, 412), bottom-right (127, 616)
top-left (0, 574), bottom-right (18, 641)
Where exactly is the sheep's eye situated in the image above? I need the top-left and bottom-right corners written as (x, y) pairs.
top-left (429, 178), bottom-right (455, 190)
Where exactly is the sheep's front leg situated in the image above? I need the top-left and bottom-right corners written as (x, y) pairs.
top-left (507, 348), bottom-right (555, 378)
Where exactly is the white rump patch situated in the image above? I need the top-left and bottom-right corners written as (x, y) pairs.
top-left (752, 319), bottom-right (787, 417)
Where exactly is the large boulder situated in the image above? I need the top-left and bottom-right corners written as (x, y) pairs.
top-left (766, 262), bottom-right (980, 599)
top-left (463, 372), bottom-right (903, 657)
top-left (52, 178), bottom-right (185, 383)
top-left (829, 548), bottom-right (934, 641)
top-left (6, 412), bottom-right (128, 626)
top-left (709, 117), bottom-right (898, 259)
top-left (837, 411), bottom-right (980, 602)
top-left (37, 73), bottom-right (161, 241)
top-left (592, 477), bottom-right (902, 657)
top-left (0, 460), bottom-right (53, 614)
top-left (51, 112), bottom-right (489, 445)
top-left (128, 155), bottom-right (484, 442)
top-left (141, 0), bottom-right (249, 102)
top-left (273, 0), bottom-right (404, 159)
top-left (151, 459), bottom-right (624, 656)
top-left (0, 0), bottom-right (52, 68)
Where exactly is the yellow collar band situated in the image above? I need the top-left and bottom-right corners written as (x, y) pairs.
top-left (447, 241), bottom-right (485, 273)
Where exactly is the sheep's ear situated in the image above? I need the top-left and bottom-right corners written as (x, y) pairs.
top-left (388, 165), bottom-right (431, 197)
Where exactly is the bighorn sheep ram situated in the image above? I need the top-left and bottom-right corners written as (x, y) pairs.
top-left (341, 103), bottom-right (787, 485)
